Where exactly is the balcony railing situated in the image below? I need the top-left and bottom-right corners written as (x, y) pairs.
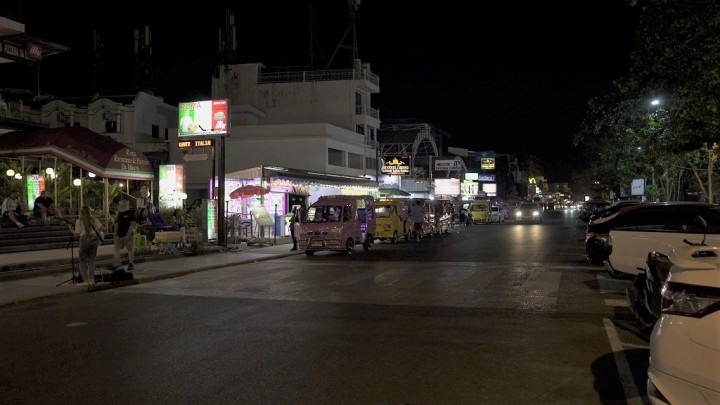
top-left (259, 67), bottom-right (379, 87)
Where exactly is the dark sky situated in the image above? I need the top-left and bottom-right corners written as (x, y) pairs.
top-left (1, 1), bottom-right (639, 182)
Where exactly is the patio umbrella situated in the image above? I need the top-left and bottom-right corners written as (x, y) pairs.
top-left (229, 185), bottom-right (270, 199)
top-left (378, 188), bottom-right (411, 197)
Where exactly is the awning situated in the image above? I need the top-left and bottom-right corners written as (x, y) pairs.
top-left (0, 126), bottom-right (154, 180)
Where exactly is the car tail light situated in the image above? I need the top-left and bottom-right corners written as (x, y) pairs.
top-left (661, 281), bottom-right (720, 317)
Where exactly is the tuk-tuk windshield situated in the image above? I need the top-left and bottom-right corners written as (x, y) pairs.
top-left (375, 205), bottom-right (394, 218)
top-left (305, 205), bottom-right (343, 222)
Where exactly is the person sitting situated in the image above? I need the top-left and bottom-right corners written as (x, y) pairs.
top-left (2, 190), bottom-right (28, 228)
top-left (171, 209), bottom-right (187, 245)
top-left (32, 189), bottom-right (61, 225)
top-left (135, 207), bottom-right (156, 243)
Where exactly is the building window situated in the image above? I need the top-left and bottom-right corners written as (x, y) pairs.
top-left (356, 125), bottom-right (364, 135)
top-left (164, 128), bottom-right (169, 140)
top-left (328, 148), bottom-right (345, 167)
top-left (152, 124), bottom-right (159, 139)
top-left (365, 157), bottom-right (377, 171)
top-left (105, 120), bottom-right (117, 133)
top-left (355, 92), bottom-right (362, 115)
top-left (348, 152), bottom-right (363, 170)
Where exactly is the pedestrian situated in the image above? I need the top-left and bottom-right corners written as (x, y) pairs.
top-left (411, 199), bottom-right (425, 242)
top-left (171, 208), bottom-right (187, 245)
top-left (112, 199), bottom-right (137, 271)
top-left (68, 205), bottom-right (104, 286)
top-left (289, 205), bottom-right (301, 251)
top-left (33, 189), bottom-right (61, 225)
top-left (2, 190), bottom-right (27, 228)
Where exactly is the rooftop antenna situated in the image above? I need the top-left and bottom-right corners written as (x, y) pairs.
top-left (133, 26), bottom-right (157, 94)
top-left (219, 9), bottom-right (238, 67)
top-left (91, 29), bottom-right (116, 96)
top-left (325, 0), bottom-right (361, 70)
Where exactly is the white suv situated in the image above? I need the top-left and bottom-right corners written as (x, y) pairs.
top-left (604, 202), bottom-right (720, 278)
top-left (647, 244), bottom-right (720, 404)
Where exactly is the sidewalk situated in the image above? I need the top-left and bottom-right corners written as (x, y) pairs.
top-left (0, 236), bottom-right (300, 308)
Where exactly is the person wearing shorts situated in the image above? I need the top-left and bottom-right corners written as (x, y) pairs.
top-left (112, 199), bottom-right (137, 270)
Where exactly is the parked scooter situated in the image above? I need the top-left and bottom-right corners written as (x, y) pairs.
top-left (625, 216), bottom-right (708, 329)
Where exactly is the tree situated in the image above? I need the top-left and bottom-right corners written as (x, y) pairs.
top-left (576, 0), bottom-right (720, 202)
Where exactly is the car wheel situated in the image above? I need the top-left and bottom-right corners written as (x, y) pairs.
top-left (345, 238), bottom-right (354, 255)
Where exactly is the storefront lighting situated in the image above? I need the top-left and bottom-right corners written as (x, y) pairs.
top-left (88, 172), bottom-right (96, 178)
top-left (6, 169), bottom-right (14, 177)
top-left (14, 173), bottom-right (21, 179)
top-left (45, 167), bottom-right (54, 175)
top-left (73, 178), bottom-right (81, 186)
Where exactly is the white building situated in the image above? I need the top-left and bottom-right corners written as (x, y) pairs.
top-left (171, 60), bottom-right (381, 200)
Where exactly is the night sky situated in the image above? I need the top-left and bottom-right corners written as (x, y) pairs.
top-left (1, 1), bottom-right (640, 182)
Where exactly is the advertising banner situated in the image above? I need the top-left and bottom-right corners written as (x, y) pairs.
top-left (178, 99), bottom-right (229, 137)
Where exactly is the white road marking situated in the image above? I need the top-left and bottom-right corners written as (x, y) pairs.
top-left (603, 317), bottom-right (644, 405)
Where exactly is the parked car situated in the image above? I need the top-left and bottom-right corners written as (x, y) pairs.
top-left (646, 242), bottom-right (720, 404)
top-left (584, 201), bottom-right (648, 265)
top-left (604, 202), bottom-right (720, 278)
top-left (577, 199), bottom-right (612, 223)
top-left (514, 202), bottom-right (543, 223)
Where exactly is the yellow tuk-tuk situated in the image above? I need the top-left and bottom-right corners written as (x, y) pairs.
top-left (374, 198), bottom-right (413, 243)
top-left (469, 199), bottom-right (491, 224)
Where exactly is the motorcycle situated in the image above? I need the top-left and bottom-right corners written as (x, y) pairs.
top-left (625, 215), bottom-right (708, 329)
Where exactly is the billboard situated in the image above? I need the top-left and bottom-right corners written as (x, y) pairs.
top-left (434, 178), bottom-right (460, 195)
top-left (178, 99), bottom-right (229, 137)
top-left (381, 156), bottom-right (410, 175)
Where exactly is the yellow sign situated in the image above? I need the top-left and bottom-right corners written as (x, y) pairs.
top-left (178, 139), bottom-right (214, 148)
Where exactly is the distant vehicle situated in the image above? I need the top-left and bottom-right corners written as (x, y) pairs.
top-left (489, 206), bottom-right (505, 223)
top-left (647, 240), bottom-right (720, 404)
top-left (604, 202), bottom-right (720, 278)
top-left (514, 202), bottom-right (542, 223)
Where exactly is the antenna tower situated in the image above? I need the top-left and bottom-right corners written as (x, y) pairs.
top-left (219, 9), bottom-right (238, 66)
top-left (133, 26), bottom-right (157, 94)
top-left (91, 30), bottom-right (116, 95)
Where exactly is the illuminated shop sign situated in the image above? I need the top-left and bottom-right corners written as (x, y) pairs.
top-left (178, 139), bottom-right (214, 148)
top-left (381, 156), bottom-right (410, 175)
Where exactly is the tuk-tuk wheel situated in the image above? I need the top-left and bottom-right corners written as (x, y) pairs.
top-left (345, 238), bottom-right (355, 255)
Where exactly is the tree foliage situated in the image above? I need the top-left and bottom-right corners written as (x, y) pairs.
top-left (575, 0), bottom-right (720, 202)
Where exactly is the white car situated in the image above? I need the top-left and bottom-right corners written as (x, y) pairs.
top-left (490, 206), bottom-right (505, 223)
top-left (603, 202), bottom-right (720, 278)
top-left (646, 244), bottom-right (720, 404)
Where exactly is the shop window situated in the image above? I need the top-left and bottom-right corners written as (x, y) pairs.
top-left (328, 148), bottom-right (344, 167)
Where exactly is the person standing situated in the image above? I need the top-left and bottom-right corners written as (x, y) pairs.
top-left (171, 208), bottom-right (187, 245)
top-left (33, 189), bottom-right (60, 225)
top-left (411, 199), bottom-right (425, 242)
top-left (112, 199), bottom-right (137, 271)
top-left (68, 205), bottom-right (103, 287)
top-left (289, 206), bottom-right (301, 251)
top-left (2, 190), bottom-right (27, 228)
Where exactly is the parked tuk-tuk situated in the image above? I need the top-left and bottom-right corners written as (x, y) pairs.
top-left (432, 199), bottom-right (453, 234)
top-left (298, 195), bottom-right (376, 255)
top-left (374, 198), bottom-right (413, 243)
top-left (469, 198), bottom-right (492, 224)
top-left (410, 198), bottom-right (435, 239)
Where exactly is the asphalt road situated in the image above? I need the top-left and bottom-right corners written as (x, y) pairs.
top-left (0, 209), bottom-right (651, 404)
